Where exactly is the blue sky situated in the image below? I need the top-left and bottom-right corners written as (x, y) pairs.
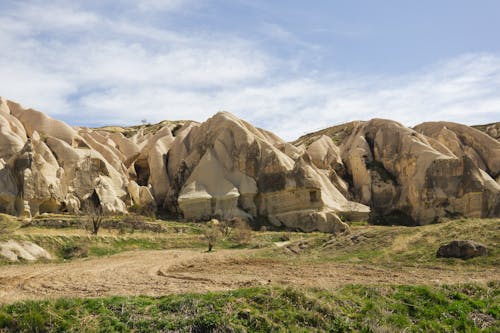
top-left (0, 0), bottom-right (499, 140)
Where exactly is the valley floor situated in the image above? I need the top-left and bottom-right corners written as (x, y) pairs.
top-left (1, 247), bottom-right (499, 304)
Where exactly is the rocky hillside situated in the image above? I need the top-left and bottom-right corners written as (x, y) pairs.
top-left (472, 122), bottom-right (500, 141)
top-left (0, 97), bottom-right (498, 229)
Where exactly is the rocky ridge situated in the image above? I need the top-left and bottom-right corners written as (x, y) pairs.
top-left (0, 97), bottom-right (498, 230)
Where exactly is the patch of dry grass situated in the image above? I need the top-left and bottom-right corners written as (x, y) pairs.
top-left (266, 218), bottom-right (500, 268)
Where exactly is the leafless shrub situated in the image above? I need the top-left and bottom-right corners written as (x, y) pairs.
top-left (81, 201), bottom-right (104, 235)
top-left (228, 218), bottom-right (252, 245)
top-left (203, 219), bottom-right (222, 252)
top-left (202, 215), bottom-right (254, 251)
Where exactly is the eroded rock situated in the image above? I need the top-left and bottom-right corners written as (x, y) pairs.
top-left (0, 96), bottom-right (498, 231)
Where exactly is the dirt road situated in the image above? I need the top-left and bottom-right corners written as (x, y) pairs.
top-left (1, 249), bottom-right (498, 304)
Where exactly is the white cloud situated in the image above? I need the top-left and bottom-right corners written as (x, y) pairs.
top-left (0, 1), bottom-right (498, 141)
top-left (135, 0), bottom-right (192, 12)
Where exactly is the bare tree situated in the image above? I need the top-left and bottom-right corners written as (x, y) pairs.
top-left (202, 219), bottom-right (222, 252)
top-left (79, 154), bottom-right (105, 235)
top-left (202, 217), bottom-right (252, 252)
top-left (81, 199), bottom-right (104, 235)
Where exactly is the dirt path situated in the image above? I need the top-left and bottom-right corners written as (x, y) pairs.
top-left (1, 249), bottom-right (498, 304)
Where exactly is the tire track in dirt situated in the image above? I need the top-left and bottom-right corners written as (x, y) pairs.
top-left (1, 249), bottom-right (498, 304)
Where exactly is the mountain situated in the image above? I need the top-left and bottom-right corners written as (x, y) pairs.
top-left (0, 97), bottom-right (498, 229)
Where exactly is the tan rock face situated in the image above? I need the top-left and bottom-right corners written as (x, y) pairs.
top-left (162, 112), bottom-right (367, 231)
top-left (339, 119), bottom-right (500, 224)
top-left (473, 122), bottom-right (500, 141)
top-left (414, 122), bottom-right (500, 181)
top-left (0, 99), bottom-right (129, 217)
top-left (0, 96), bottom-right (498, 230)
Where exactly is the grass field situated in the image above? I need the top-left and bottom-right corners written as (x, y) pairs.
top-left (0, 283), bottom-right (498, 332)
top-left (0, 215), bottom-right (499, 332)
top-left (265, 218), bottom-right (500, 268)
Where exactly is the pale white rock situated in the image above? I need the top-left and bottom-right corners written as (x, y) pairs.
top-left (0, 240), bottom-right (52, 262)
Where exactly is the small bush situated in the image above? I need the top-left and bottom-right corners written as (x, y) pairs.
top-left (230, 218), bottom-right (253, 245)
top-left (0, 214), bottom-right (17, 240)
top-left (60, 243), bottom-right (88, 259)
top-left (202, 220), bottom-right (222, 252)
top-left (278, 233), bottom-right (291, 242)
top-left (121, 215), bottom-right (146, 232)
top-left (129, 204), bottom-right (156, 218)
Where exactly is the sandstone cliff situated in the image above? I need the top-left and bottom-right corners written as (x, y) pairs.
top-left (0, 97), bottom-right (498, 228)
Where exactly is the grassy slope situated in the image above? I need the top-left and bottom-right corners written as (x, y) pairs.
top-left (265, 218), bottom-right (500, 269)
top-left (2, 214), bottom-right (309, 263)
top-left (292, 120), bottom-right (363, 146)
top-left (95, 119), bottom-right (190, 138)
top-left (2, 217), bottom-right (499, 268)
top-left (0, 283), bottom-right (498, 332)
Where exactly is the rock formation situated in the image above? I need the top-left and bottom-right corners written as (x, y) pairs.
top-left (298, 119), bottom-right (500, 225)
top-left (473, 122), bottom-right (500, 141)
top-left (160, 112), bottom-right (366, 232)
top-left (0, 240), bottom-right (52, 262)
top-left (0, 96), bottom-right (498, 229)
top-left (0, 97), bottom-right (129, 218)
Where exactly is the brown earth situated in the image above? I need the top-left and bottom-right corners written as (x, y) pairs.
top-left (1, 248), bottom-right (498, 304)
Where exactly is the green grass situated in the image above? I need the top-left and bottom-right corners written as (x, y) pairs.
top-left (17, 233), bottom-right (208, 260)
top-left (0, 214), bottom-right (19, 241)
top-left (2, 213), bottom-right (320, 263)
top-left (0, 283), bottom-right (498, 332)
top-left (1, 229), bottom-right (310, 264)
top-left (265, 218), bottom-right (500, 268)
top-left (2, 217), bottom-right (499, 269)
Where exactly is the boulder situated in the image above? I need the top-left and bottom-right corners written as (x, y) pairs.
top-left (127, 180), bottom-right (156, 209)
top-left (436, 240), bottom-right (488, 259)
top-left (0, 240), bottom-right (52, 262)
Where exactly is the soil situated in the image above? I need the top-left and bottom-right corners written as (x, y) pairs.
top-left (1, 249), bottom-right (498, 304)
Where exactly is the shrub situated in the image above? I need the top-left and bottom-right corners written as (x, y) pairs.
top-left (81, 201), bottom-right (104, 235)
top-left (0, 214), bottom-right (17, 240)
top-left (129, 204), bottom-right (156, 218)
top-left (60, 243), bottom-right (89, 259)
top-left (202, 220), bottom-right (222, 252)
top-left (229, 218), bottom-right (252, 245)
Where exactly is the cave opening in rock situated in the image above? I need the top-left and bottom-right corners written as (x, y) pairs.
top-left (309, 190), bottom-right (319, 203)
top-left (134, 159), bottom-right (150, 186)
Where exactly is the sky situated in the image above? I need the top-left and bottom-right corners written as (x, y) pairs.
top-left (0, 0), bottom-right (499, 140)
